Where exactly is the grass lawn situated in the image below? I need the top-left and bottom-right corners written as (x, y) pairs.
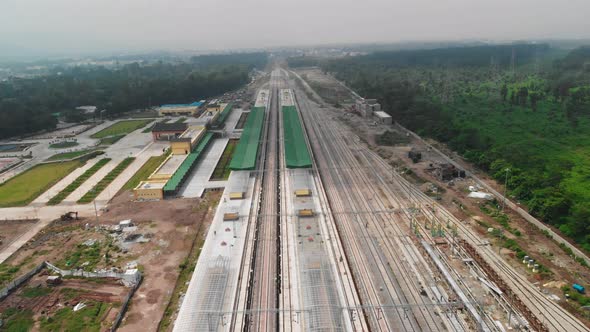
top-left (40, 301), bottom-right (110, 332)
top-left (46, 150), bottom-right (93, 161)
top-left (78, 157), bottom-right (135, 203)
top-left (98, 134), bottom-right (125, 146)
top-left (0, 160), bottom-right (83, 207)
top-left (91, 119), bottom-right (152, 139)
top-left (1, 308), bottom-right (34, 332)
top-left (121, 152), bottom-right (169, 191)
top-left (49, 141), bottom-right (79, 149)
top-left (210, 140), bottom-right (237, 180)
top-left (48, 158), bottom-right (111, 205)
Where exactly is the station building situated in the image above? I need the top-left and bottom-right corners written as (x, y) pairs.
top-left (206, 101), bottom-right (222, 113)
top-left (151, 122), bottom-right (188, 142)
top-left (157, 101), bottom-right (204, 116)
top-left (170, 125), bottom-right (206, 155)
top-left (133, 154), bottom-right (188, 200)
top-left (135, 101), bottom-right (233, 201)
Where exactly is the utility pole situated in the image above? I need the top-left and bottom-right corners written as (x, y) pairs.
top-left (502, 168), bottom-right (510, 212)
top-left (91, 188), bottom-right (99, 224)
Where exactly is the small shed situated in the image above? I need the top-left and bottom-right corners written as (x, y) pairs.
top-left (46, 275), bottom-right (62, 285)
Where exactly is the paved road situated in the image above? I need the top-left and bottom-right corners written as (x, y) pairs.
top-left (0, 123), bottom-right (166, 263)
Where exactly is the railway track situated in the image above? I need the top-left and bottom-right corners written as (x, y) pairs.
top-left (341, 110), bottom-right (590, 332)
top-left (290, 70), bottom-right (462, 331)
top-left (378, 154), bottom-right (589, 332)
top-left (246, 78), bottom-right (280, 331)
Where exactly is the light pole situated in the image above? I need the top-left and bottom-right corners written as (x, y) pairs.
top-left (91, 188), bottom-right (99, 224)
top-left (502, 168), bottom-right (510, 212)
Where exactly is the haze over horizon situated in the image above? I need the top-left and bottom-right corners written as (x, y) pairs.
top-left (2, 0), bottom-right (590, 57)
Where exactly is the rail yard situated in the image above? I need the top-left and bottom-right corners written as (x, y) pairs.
top-left (171, 67), bottom-right (590, 331)
top-left (2, 65), bottom-right (590, 332)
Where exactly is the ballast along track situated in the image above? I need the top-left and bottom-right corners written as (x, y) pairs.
top-left (245, 78), bottom-right (281, 331)
top-left (289, 70), bottom-right (464, 331)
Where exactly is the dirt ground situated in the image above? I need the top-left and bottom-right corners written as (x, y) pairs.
top-left (0, 219), bottom-right (38, 251)
top-left (0, 272), bottom-right (128, 331)
top-left (297, 67), bottom-right (590, 308)
top-left (105, 190), bottom-right (220, 332)
top-left (0, 188), bottom-right (220, 331)
top-left (295, 68), bottom-right (355, 105)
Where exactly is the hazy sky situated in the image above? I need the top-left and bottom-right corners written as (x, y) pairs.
top-left (1, 0), bottom-right (590, 56)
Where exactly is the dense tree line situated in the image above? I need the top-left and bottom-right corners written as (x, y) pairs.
top-left (190, 52), bottom-right (268, 69)
top-left (293, 44), bottom-right (590, 251)
top-left (0, 53), bottom-right (268, 139)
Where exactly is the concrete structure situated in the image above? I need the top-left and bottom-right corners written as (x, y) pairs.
top-left (173, 171), bottom-right (257, 331)
top-left (133, 154), bottom-right (186, 200)
top-left (151, 122), bottom-right (188, 141)
top-left (206, 101), bottom-right (222, 113)
top-left (178, 138), bottom-right (229, 198)
top-left (75, 105), bottom-right (97, 114)
top-left (157, 102), bottom-right (203, 116)
top-left (170, 125), bottom-right (205, 155)
top-left (356, 98), bottom-right (381, 117)
top-left (133, 181), bottom-right (166, 200)
top-left (374, 110), bottom-right (392, 125)
top-left (150, 155), bottom-right (187, 181)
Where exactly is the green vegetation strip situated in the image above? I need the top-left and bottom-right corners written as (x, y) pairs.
top-left (47, 149), bottom-right (94, 161)
top-left (215, 102), bottom-right (234, 125)
top-left (78, 157), bottom-right (135, 203)
top-left (47, 158), bottom-right (111, 205)
top-left (210, 140), bottom-right (237, 180)
top-left (0, 160), bottom-right (83, 207)
top-left (49, 141), bottom-right (79, 149)
top-left (99, 134), bottom-right (125, 145)
top-left (229, 106), bottom-right (265, 170)
top-left (164, 133), bottom-right (214, 193)
top-left (282, 105), bottom-right (312, 168)
top-left (121, 152), bottom-right (170, 191)
top-left (1, 308), bottom-right (34, 332)
top-left (91, 119), bottom-right (151, 138)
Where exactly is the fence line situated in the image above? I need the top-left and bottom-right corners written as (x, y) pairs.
top-left (2, 261), bottom-right (142, 331)
top-left (111, 273), bottom-right (143, 331)
top-left (0, 261), bottom-right (46, 300)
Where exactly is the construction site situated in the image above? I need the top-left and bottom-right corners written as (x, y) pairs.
top-left (2, 65), bottom-right (590, 332)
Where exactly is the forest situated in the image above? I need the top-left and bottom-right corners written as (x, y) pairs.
top-left (289, 44), bottom-right (590, 251)
top-left (0, 52), bottom-right (268, 139)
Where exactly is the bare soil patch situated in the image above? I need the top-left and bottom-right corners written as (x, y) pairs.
top-left (0, 219), bottom-right (38, 251)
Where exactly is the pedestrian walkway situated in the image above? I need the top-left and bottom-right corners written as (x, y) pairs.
top-left (179, 138), bottom-right (229, 198)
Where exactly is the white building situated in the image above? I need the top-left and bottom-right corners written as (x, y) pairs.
top-left (374, 111), bottom-right (392, 125)
top-left (76, 105), bottom-right (97, 114)
top-left (356, 98), bottom-right (381, 117)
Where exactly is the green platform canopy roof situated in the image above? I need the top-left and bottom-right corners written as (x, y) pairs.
top-left (216, 102), bottom-right (234, 125)
top-left (282, 106), bottom-right (312, 168)
top-left (229, 106), bottom-right (266, 170)
top-left (163, 132), bottom-right (214, 193)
